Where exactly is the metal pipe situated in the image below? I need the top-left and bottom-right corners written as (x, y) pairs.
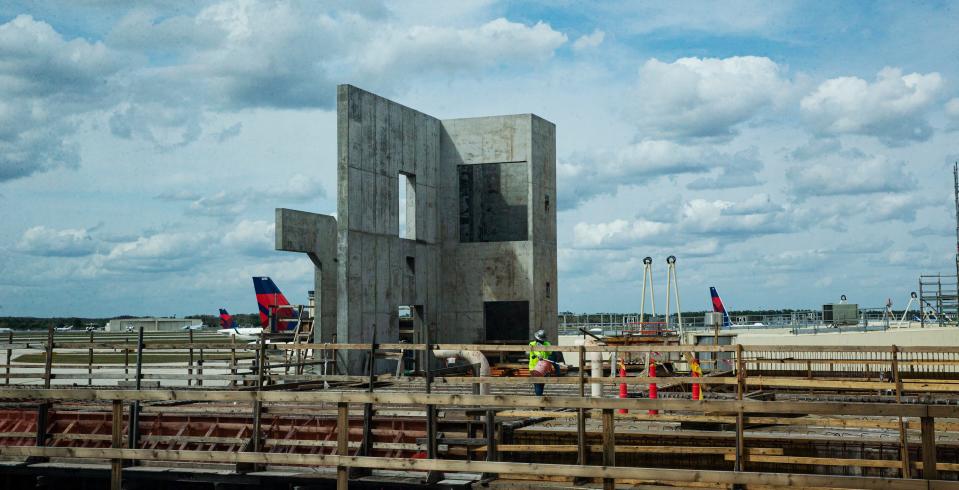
top-left (434, 349), bottom-right (490, 395)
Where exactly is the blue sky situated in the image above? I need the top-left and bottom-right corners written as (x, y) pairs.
top-left (0, 1), bottom-right (957, 317)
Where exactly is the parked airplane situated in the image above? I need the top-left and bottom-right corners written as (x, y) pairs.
top-left (219, 308), bottom-right (238, 330)
top-left (55, 325), bottom-right (74, 332)
top-left (181, 324), bottom-right (206, 331)
top-left (253, 276), bottom-right (297, 331)
top-left (216, 277), bottom-right (297, 339)
top-left (217, 307), bottom-right (262, 338)
top-left (709, 287), bottom-right (764, 328)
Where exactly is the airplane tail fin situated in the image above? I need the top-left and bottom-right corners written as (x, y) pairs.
top-left (219, 308), bottom-right (237, 330)
top-left (253, 277), bottom-right (292, 331)
top-left (709, 287), bottom-right (732, 328)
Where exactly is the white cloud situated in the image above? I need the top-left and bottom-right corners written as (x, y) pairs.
top-left (16, 226), bottom-right (99, 257)
top-left (560, 141), bottom-right (765, 209)
top-left (865, 194), bottom-right (937, 222)
top-left (786, 154), bottom-right (916, 197)
top-left (800, 67), bottom-right (944, 144)
top-left (686, 147), bottom-right (764, 190)
top-left (572, 196), bottom-right (792, 250)
top-left (947, 98), bottom-right (959, 118)
top-left (221, 219), bottom-right (275, 256)
top-left (631, 56), bottom-right (792, 139)
top-left (157, 173), bottom-right (328, 219)
top-left (572, 29), bottom-right (605, 51)
top-left (573, 219), bottom-right (672, 249)
top-left (0, 15), bottom-right (126, 182)
top-left (358, 18), bottom-right (567, 77)
top-left (96, 232), bottom-right (210, 273)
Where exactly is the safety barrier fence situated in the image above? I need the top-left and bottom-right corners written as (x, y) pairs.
top-left (0, 389), bottom-right (958, 489)
top-left (5, 333), bottom-right (959, 393)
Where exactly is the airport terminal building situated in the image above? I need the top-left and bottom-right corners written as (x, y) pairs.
top-left (104, 317), bottom-right (202, 332)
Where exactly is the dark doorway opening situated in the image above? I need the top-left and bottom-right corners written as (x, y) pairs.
top-left (484, 301), bottom-right (529, 342)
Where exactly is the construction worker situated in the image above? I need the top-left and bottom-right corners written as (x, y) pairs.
top-left (529, 329), bottom-right (551, 396)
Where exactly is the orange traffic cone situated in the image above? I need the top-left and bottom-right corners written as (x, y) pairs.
top-left (618, 360), bottom-right (628, 414)
top-left (648, 359), bottom-right (658, 415)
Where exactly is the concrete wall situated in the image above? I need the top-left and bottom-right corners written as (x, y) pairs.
top-left (438, 115), bottom-right (557, 343)
top-left (337, 85), bottom-right (441, 372)
top-left (279, 85), bottom-right (557, 372)
top-left (275, 208), bottom-right (338, 342)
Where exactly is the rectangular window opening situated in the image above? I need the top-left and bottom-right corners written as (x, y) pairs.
top-left (398, 172), bottom-right (416, 239)
top-left (459, 162), bottom-right (529, 243)
top-left (405, 256), bottom-right (415, 274)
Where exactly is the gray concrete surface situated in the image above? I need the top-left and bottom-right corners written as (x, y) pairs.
top-left (277, 85), bottom-right (557, 373)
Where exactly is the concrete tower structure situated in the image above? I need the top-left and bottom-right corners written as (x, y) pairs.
top-left (276, 85), bottom-right (556, 373)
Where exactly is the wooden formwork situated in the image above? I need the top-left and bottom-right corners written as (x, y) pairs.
top-left (4, 335), bottom-right (959, 488)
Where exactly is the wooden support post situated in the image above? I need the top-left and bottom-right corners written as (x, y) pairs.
top-left (4, 331), bottom-right (11, 385)
top-left (481, 409), bottom-right (497, 481)
top-left (42, 325), bottom-right (54, 388)
top-left (336, 401), bottom-right (349, 490)
top-left (602, 408), bottom-right (615, 490)
top-left (892, 345), bottom-right (911, 478)
top-left (242, 333), bottom-right (267, 474)
top-left (230, 335), bottom-right (237, 387)
top-left (577, 345), bottom-right (587, 466)
top-left (187, 329), bottom-right (194, 387)
top-left (735, 410), bottom-right (745, 472)
top-left (197, 348), bottom-right (204, 387)
top-left (35, 326), bottom-right (54, 451)
top-left (736, 344), bottom-right (745, 400)
top-left (128, 327), bottom-right (144, 457)
top-left (424, 322), bottom-right (440, 484)
top-left (111, 399), bottom-right (123, 490)
top-left (87, 331), bottom-right (94, 387)
top-left (359, 327), bottom-right (376, 458)
top-left (921, 415), bottom-right (937, 480)
top-left (574, 345), bottom-right (589, 486)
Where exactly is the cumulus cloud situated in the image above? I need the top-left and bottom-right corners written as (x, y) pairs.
top-left (559, 141), bottom-right (764, 209)
top-left (215, 122), bottom-right (243, 142)
top-left (800, 67), bottom-right (944, 145)
top-left (16, 226), bottom-right (100, 257)
top-left (686, 148), bottom-right (764, 190)
top-left (95, 231), bottom-right (210, 273)
top-left (572, 29), bottom-right (604, 51)
top-left (572, 195), bottom-right (792, 250)
top-left (221, 219), bottom-right (276, 256)
top-left (157, 173), bottom-right (328, 219)
top-left (861, 193), bottom-right (940, 222)
top-left (786, 154), bottom-right (916, 198)
top-left (631, 56), bottom-right (792, 140)
top-left (0, 15), bottom-right (126, 182)
top-left (357, 18), bottom-right (567, 78)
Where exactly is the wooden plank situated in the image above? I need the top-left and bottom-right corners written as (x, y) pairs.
top-left (602, 408), bottom-right (615, 490)
top-left (922, 416), bottom-right (938, 480)
top-left (111, 399), bottom-right (122, 490)
top-left (1, 389), bottom-right (956, 417)
top-left (0, 446), bottom-right (945, 490)
top-left (476, 445), bottom-right (785, 456)
top-left (730, 454), bottom-right (902, 469)
top-left (337, 401), bottom-right (348, 490)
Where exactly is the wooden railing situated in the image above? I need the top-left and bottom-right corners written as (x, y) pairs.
top-left (0, 389), bottom-right (958, 489)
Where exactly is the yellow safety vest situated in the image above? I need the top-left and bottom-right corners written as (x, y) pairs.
top-left (529, 340), bottom-right (551, 370)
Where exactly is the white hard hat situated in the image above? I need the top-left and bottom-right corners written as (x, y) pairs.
top-left (534, 329), bottom-right (546, 342)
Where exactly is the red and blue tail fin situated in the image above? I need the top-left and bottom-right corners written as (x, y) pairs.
top-left (219, 309), bottom-right (237, 330)
top-left (709, 287), bottom-right (732, 328)
top-left (253, 276), bottom-right (292, 331)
